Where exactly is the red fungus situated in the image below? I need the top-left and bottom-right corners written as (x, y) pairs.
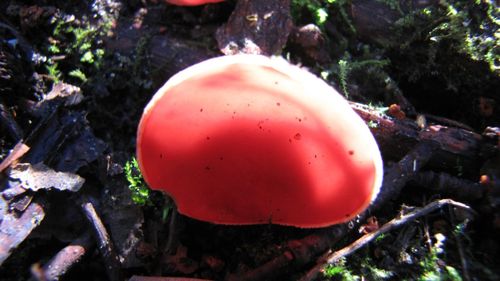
top-left (164, 0), bottom-right (225, 6)
top-left (137, 55), bottom-right (383, 228)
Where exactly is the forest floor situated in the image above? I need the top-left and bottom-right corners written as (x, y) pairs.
top-left (0, 1), bottom-right (499, 280)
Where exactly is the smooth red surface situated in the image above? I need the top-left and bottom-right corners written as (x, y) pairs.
top-left (165, 0), bottom-right (225, 6)
top-left (137, 57), bottom-right (382, 227)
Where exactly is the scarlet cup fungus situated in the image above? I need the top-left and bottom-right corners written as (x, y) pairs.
top-left (164, 0), bottom-right (225, 6)
top-left (137, 55), bottom-right (383, 228)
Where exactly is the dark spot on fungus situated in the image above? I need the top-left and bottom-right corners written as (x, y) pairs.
top-left (276, 102), bottom-right (281, 106)
top-left (200, 108), bottom-right (203, 112)
top-left (160, 154), bottom-right (163, 159)
top-left (294, 133), bottom-right (302, 140)
top-left (219, 157), bottom-right (224, 160)
top-left (348, 150), bottom-right (354, 155)
top-left (205, 166), bottom-right (211, 171)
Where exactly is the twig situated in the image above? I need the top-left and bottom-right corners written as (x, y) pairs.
top-left (41, 232), bottom-right (95, 281)
top-left (422, 210), bottom-right (433, 253)
top-left (423, 113), bottom-right (474, 132)
top-left (448, 208), bottom-right (471, 281)
top-left (79, 196), bottom-right (122, 281)
top-left (299, 199), bottom-right (475, 281)
top-left (29, 232), bottom-right (94, 281)
top-left (0, 141), bottom-right (30, 173)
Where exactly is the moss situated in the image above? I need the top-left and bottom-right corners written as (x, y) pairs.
top-left (291, 0), bottom-right (354, 32)
top-left (124, 157), bottom-right (151, 206)
top-left (390, 0), bottom-right (499, 76)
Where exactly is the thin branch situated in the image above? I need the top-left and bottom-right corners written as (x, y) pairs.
top-left (448, 208), bottom-right (471, 281)
top-left (33, 232), bottom-right (94, 281)
top-left (300, 199), bottom-right (475, 281)
top-left (0, 141), bottom-right (30, 173)
top-left (79, 196), bottom-right (122, 281)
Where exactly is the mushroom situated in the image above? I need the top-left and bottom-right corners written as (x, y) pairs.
top-left (165, 0), bottom-right (225, 6)
top-left (137, 55), bottom-right (383, 228)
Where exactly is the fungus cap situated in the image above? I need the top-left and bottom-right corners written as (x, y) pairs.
top-left (137, 55), bottom-right (383, 228)
top-left (165, 0), bottom-right (225, 6)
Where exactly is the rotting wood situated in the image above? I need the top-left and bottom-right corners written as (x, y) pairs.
top-left (372, 141), bottom-right (439, 208)
top-left (350, 102), bottom-right (482, 178)
top-left (411, 171), bottom-right (486, 201)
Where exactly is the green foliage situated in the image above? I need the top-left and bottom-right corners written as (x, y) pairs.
top-left (374, 233), bottom-right (387, 243)
top-left (367, 120), bottom-right (379, 129)
top-left (425, 0), bottom-right (499, 74)
top-left (391, 0), bottom-right (499, 77)
top-left (45, 63), bottom-right (62, 82)
top-left (323, 256), bottom-right (394, 281)
top-left (50, 18), bottom-right (107, 69)
top-left (291, 0), bottom-right (352, 29)
top-left (323, 258), bottom-right (360, 281)
top-left (291, 0), bottom-right (326, 26)
top-left (418, 233), bottom-right (463, 281)
top-left (360, 257), bottom-right (394, 279)
top-left (40, 8), bottom-right (115, 86)
top-left (335, 53), bottom-right (390, 98)
top-left (124, 157), bottom-right (151, 206)
top-left (68, 69), bottom-right (88, 82)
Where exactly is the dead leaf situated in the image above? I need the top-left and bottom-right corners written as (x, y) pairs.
top-left (8, 163), bottom-right (84, 192)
